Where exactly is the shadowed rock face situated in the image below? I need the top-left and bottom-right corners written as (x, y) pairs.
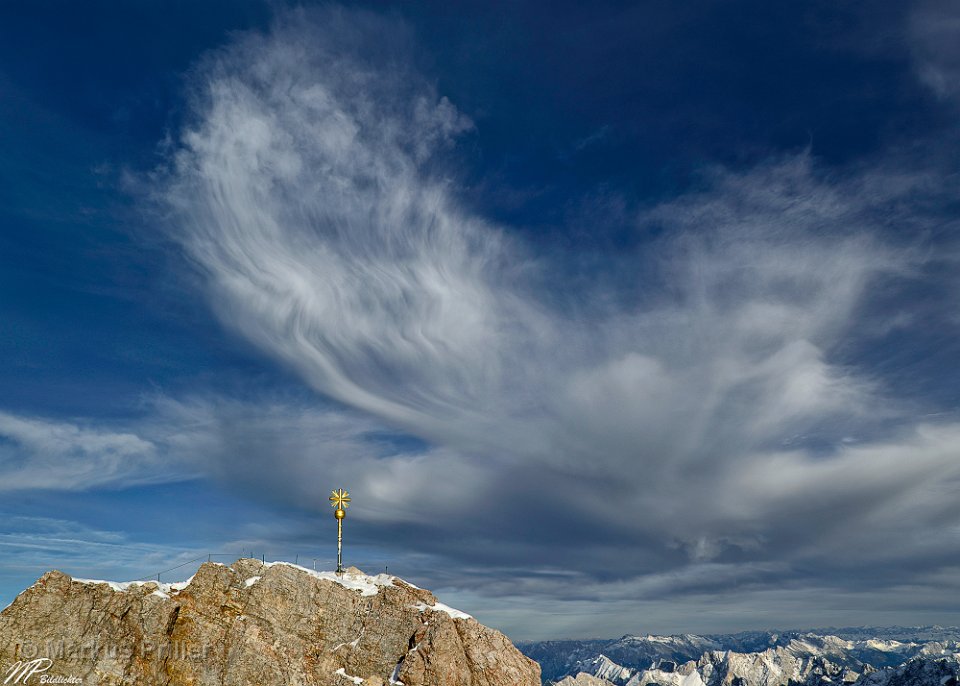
top-left (0, 559), bottom-right (540, 686)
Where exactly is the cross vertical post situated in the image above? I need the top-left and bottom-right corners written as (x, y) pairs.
top-left (337, 514), bottom-right (343, 573)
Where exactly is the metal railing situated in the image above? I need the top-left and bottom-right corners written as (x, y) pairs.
top-left (132, 554), bottom-right (394, 583)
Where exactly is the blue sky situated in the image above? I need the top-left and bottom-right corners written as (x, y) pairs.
top-left (1, 0), bottom-right (960, 640)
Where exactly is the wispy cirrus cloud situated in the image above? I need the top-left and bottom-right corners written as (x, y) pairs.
top-left (910, 0), bottom-right (960, 101)
top-left (139, 6), bottom-right (960, 635)
top-left (0, 411), bottom-right (175, 491)
top-left (0, 515), bottom-right (217, 607)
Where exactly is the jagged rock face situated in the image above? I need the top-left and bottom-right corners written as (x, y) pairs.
top-left (549, 650), bottom-right (959, 686)
top-left (526, 631), bottom-right (960, 686)
top-left (555, 673), bottom-right (612, 686)
top-left (522, 631), bottom-right (960, 684)
top-left (0, 559), bottom-right (540, 686)
top-left (559, 646), bottom-right (853, 686)
top-left (698, 646), bottom-right (851, 686)
top-left (859, 655), bottom-right (960, 686)
top-left (522, 635), bottom-right (722, 684)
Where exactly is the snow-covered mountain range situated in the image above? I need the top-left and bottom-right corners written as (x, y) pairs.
top-left (518, 628), bottom-right (960, 686)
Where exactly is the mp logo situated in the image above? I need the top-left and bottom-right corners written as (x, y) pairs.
top-left (4, 659), bottom-right (52, 684)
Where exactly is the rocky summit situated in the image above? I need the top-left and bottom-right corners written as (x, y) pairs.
top-left (0, 558), bottom-right (540, 686)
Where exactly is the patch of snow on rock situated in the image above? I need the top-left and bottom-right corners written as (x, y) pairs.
top-left (73, 576), bottom-right (195, 596)
top-left (263, 562), bottom-right (394, 597)
top-left (334, 667), bottom-right (364, 684)
top-left (412, 601), bottom-right (472, 620)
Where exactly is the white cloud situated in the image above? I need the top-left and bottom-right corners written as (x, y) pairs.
top-left (910, 0), bottom-right (960, 101)
top-left (149, 395), bottom-right (490, 524)
top-left (142, 7), bottom-right (960, 632)
top-left (0, 411), bottom-right (170, 491)
top-left (0, 515), bottom-right (211, 598)
top-left (160, 11), bottom-right (531, 446)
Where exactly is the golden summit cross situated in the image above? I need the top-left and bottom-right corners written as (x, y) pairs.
top-left (329, 488), bottom-right (350, 510)
top-left (329, 488), bottom-right (350, 574)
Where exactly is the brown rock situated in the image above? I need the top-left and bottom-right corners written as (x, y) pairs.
top-left (554, 674), bottom-right (613, 686)
top-left (0, 559), bottom-right (540, 686)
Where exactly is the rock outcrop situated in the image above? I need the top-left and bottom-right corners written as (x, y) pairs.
top-left (555, 674), bottom-right (614, 686)
top-left (0, 559), bottom-right (540, 686)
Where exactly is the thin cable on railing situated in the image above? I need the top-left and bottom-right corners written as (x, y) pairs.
top-left (128, 554), bottom-right (391, 583)
top-left (134, 555), bottom-right (208, 582)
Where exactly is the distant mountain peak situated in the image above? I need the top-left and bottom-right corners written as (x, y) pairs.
top-left (520, 629), bottom-right (960, 686)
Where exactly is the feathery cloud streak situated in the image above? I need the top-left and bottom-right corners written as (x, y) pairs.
top-left (0, 410), bottom-right (181, 491)
top-left (155, 7), bottom-right (960, 617)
